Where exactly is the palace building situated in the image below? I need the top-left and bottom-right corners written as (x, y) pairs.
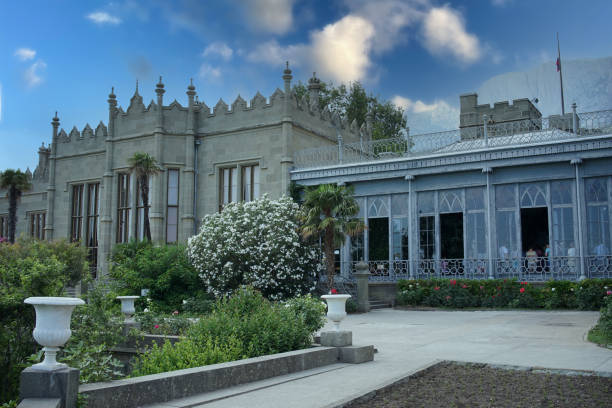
top-left (0, 66), bottom-right (368, 276)
top-left (291, 94), bottom-right (612, 291)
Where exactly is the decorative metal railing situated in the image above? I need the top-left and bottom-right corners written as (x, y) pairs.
top-left (586, 255), bottom-right (612, 279)
top-left (340, 256), bottom-right (609, 282)
top-left (294, 108), bottom-right (612, 169)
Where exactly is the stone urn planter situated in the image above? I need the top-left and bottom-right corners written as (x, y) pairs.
top-left (321, 294), bottom-right (351, 331)
top-left (116, 296), bottom-right (140, 319)
top-left (24, 296), bottom-right (85, 371)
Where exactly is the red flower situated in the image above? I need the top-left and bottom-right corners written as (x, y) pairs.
top-left (461, 284), bottom-right (468, 289)
top-left (154, 324), bottom-right (160, 329)
top-left (450, 280), bottom-right (457, 286)
top-left (434, 286), bottom-right (440, 291)
top-left (331, 288), bottom-right (338, 294)
top-left (520, 288), bottom-right (525, 293)
top-left (479, 286), bottom-right (484, 290)
top-left (492, 295), bottom-right (496, 299)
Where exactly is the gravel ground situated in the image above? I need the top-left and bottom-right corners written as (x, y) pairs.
top-left (343, 362), bottom-right (612, 408)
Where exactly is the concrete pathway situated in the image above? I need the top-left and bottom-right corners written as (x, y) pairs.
top-left (146, 309), bottom-right (612, 408)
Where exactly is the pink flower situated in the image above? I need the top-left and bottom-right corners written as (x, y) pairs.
top-left (479, 286), bottom-right (484, 290)
top-left (154, 324), bottom-right (160, 329)
top-left (520, 288), bottom-right (525, 294)
top-left (450, 280), bottom-right (457, 286)
top-left (606, 290), bottom-right (612, 296)
top-left (445, 296), bottom-right (451, 300)
top-left (172, 310), bottom-right (179, 315)
top-left (461, 284), bottom-right (468, 289)
top-left (434, 286), bottom-right (440, 291)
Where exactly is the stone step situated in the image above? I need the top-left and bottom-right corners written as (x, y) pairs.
top-left (369, 300), bottom-right (391, 309)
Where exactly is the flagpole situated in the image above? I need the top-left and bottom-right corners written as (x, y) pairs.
top-left (557, 32), bottom-right (565, 115)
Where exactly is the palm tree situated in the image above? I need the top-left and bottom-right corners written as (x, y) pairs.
top-left (128, 153), bottom-right (161, 241)
top-left (300, 184), bottom-right (364, 291)
top-left (0, 169), bottom-right (32, 243)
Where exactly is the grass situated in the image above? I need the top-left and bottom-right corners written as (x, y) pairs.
top-left (587, 324), bottom-right (612, 348)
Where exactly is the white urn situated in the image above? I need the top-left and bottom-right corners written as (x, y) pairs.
top-left (24, 296), bottom-right (85, 371)
top-left (321, 294), bottom-right (351, 331)
top-left (116, 295), bottom-right (140, 319)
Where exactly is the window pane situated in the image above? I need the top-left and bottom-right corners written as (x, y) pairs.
top-left (587, 205), bottom-right (610, 255)
top-left (368, 197), bottom-right (388, 218)
top-left (167, 207), bottom-right (178, 243)
top-left (466, 187), bottom-right (484, 210)
top-left (355, 197), bottom-right (365, 218)
top-left (392, 218), bottom-right (409, 260)
top-left (496, 211), bottom-right (518, 257)
top-left (439, 189), bottom-right (463, 213)
top-left (391, 194), bottom-right (409, 216)
top-left (520, 183), bottom-right (546, 207)
top-left (418, 191), bottom-right (434, 213)
top-left (586, 177), bottom-right (608, 203)
top-left (243, 166), bottom-right (252, 202)
top-left (551, 180), bottom-right (573, 205)
top-left (552, 207), bottom-right (574, 256)
top-left (253, 165), bottom-right (260, 199)
top-left (466, 212), bottom-right (486, 258)
top-left (495, 184), bottom-right (515, 209)
top-left (351, 232), bottom-right (364, 262)
top-left (419, 216), bottom-right (435, 259)
top-left (230, 168), bottom-right (237, 203)
top-left (168, 170), bottom-right (179, 206)
top-left (368, 217), bottom-right (389, 260)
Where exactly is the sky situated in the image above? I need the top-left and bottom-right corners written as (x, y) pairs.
top-left (1, 0), bottom-right (611, 172)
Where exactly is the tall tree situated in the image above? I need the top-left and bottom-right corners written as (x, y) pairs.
top-left (300, 184), bottom-right (364, 291)
top-left (128, 153), bottom-right (161, 241)
top-left (0, 169), bottom-right (32, 243)
top-left (293, 80), bottom-right (407, 140)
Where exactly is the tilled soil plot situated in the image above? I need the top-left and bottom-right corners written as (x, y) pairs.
top-left (344, 362), bottom-right (612, 408)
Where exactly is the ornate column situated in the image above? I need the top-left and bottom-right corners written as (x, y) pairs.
top-left (150, 78), bottom-right (166, 243)
top-left (280, 62), bottom-right (294, 195)
top-left (182, 79), bottom-right (196, 239)
top-left (483, 167), bottom-right (494, 279)
top-left (44, 113), bottom-right (59, 241)
top-left (405, 174), bottom-right (415, 279)
top-left (571, 158), bottom-right (586, 280)
top-left (98, 89), bottom-right (117, 276)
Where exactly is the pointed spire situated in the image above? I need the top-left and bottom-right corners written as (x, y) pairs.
top-left (135, 79), bottom-right (139, 95)
top-left (283, 61), bottom-right (292, 93)
top-left (155, 75), bottom-right (165, 106)
top-left (52, 111), bottom-right (60, 128)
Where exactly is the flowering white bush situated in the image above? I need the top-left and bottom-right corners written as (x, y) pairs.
top-left (188, 195), bottom-right (322, 300)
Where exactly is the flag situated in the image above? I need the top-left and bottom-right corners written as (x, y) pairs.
top-left (556, 57), bottom-right (561, 72)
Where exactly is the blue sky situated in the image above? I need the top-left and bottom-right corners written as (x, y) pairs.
top-left (1, 0), bottom-right (611, 172)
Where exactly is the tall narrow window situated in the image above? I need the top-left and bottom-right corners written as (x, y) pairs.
top-left (585, 177), bottom-right (610, 255)
top-left (29, 212), bottom-right (46, 240)
top-left (86, 183), bottom-right (99, 275)
top-left (419, 216), bottom-right (435, 259)
top-left (71, 184), bottom-right (84, 242)
top-left (242, 164), bottom-right (260, 202)
top-left (136, 176), bottom-right (152, 241)
top-left (219, 167), bottom-right (237, 211)
top-left (0, 215), bottom-right (8, 238)
top-left (117, 173), bottom-right (131, 243)
top-left (166, 169), bottom-right (179, 243)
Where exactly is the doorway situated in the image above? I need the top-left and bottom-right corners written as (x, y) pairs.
top-left (368, 218), bottom-right (389, 261)
top-left (440, 213), bottom-right (464, 259)
top-left (520, 207), bottom-right (549, 255)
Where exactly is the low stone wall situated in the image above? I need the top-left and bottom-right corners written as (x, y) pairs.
top-left (80, 346), bottom-right (339, 408)
top-left (369, 282), bottom-right (397, 306)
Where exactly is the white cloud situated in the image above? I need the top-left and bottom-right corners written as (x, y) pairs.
top-left (245, 0), bottom-right (295, 35)
top-left (311, 15), bottom-right (375, 82)
top-left (199, 63), bottom-right (222, 80)
top-left (247, 40), bottom-right (306, 67)
top-left (392, 95), bottom-right (459, 132)
top-left (24, 61), bottom-right (47, 88)
top-left (203, 42), bottom-right (234, 61)
top-left (422, 6), bottom-right (481, 64)
top-left (87, 11), bottom-right (122, 25)
top-left (14, 48), bottom-right (36, 61)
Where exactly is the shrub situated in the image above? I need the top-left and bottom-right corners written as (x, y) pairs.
top-left (135, 311), bottom-right (193, 336)
top-left (396, 278), bottom-right (612, 310)
top-left (188, 195), bottom-right (322, 300)
top-left (0, 239), bottom-right (86, 404)
top-left (599, 294), bottom-right (612, 339)
top-left (110, 241), bottom-right (206, 313)
top-left (131, 287), bottom-right (326, 376)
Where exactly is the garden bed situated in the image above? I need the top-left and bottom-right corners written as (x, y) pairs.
top-left (341, 361), bottom-right (612, 408)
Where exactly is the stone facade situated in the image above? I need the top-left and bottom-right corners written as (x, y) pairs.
top-left (0, 67), bottom-right (370, 276)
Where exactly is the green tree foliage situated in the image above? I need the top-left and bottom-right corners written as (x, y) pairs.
top-left (300, 184), bottom-right (364, 291)
top-left (0, 169), bottom-right (32, 243)
top-left (293, 80), bottom-right (407, 140)
top-left (0, 238), bottom-right (86, 404)
top-left (110, 241), bottom-right (208, 313)
top-left (127, 153), bottom-right (161, 241)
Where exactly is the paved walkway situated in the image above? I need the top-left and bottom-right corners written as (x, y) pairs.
top-left (147, 309), bottom-right (612, 408)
